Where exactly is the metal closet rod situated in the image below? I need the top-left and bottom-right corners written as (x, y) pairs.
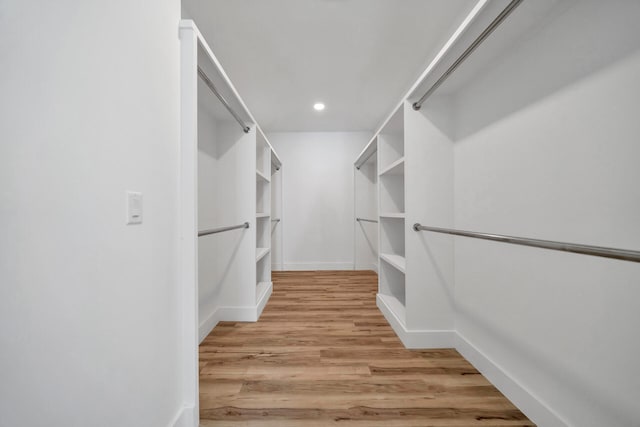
top-left (198, 221), bottom-right (249, 237)
top-left (271, 218), bottom-right (281, 223)
top-left (413, 223), bottom-right (640, 263)
top-left (357, 218), bottom-right (378, 223)
top-left (355, 150), bottom-right (376, 170)
top-left (197, 66), bottom-right (251, 133)
top-left (413, 0), bottom-right (524, 111)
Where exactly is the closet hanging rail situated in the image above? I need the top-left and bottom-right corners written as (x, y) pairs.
top-left (355, 150), bottom-right (376, 170)
top-left (198, 221), bottom-right (250, 237)
top-left (197, 66), bottom-right (251, 133)
top-left (357, 218), bottom-right (378, 223)
top-left (412, 0), bottom-right (524, 111)
top-left (413, 223), bottom-right (640, 263)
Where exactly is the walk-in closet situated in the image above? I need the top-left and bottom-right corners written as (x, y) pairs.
top-left (3, 0), bottom-right (639, 426)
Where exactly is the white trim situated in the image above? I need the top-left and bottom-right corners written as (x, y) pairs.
top-left (377, 294), bottom-right (455, 349)
top-left (256, 281), bottom-right (273, 318)
top-left (198, 306), bottom-right (221, 344)
top-left (282, 262), bottom-right (354, 271)
top-left (178, 22), bottom-right (199, 427)
top-left (169, 405), bottom-right (196, 427)
top-left (455, 333), bottom-right (568, 427)
top-left (198, 289), bottom-right (273, 344)
top-left (216, 305), bottom-right (262, 321)
top-left (353, 263), bottom-right (378, 273)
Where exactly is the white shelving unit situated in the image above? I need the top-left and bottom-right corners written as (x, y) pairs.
top-left (371, 99), bottom-right (457, 350)
top-left (255, 129), bottom-right (273, 308)
top-left (376, 105), bottom-right (407, 332)
top-left (179, 21), bottom-right (280, 353)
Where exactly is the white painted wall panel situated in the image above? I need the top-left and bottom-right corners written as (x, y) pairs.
top-left (453, 1), bottom-right (640, 424)
top-left (269, 132), bottom-right (370, 270)
top-left (0, 1), bottom-right (183, 425)
top-left (404, 100), bottom-right (455, 332)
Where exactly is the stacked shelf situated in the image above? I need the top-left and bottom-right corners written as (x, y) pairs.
top-left (256, 131), bottom-right (272, 303)
top-left (378, 106), bottom-right (406, 324)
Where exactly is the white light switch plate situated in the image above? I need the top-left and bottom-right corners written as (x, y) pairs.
top-left (127, 191), bottom-right (143, 224)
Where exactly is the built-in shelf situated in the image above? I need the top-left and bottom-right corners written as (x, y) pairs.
top-left (380, 213), bottom-right (405, 218)
top-left (379, 157), bottom-right (405, 176)
top-left (256, 247), bottom-right (270, 263)
top-left (380, 253), bottom-right (406, 274)
top-left (256, 212), bottom-right (270, 218)
top-left (257, 281), bottom-right (271, 294)
top-left (378, 293), bottom-right (406, 325)
top-left (256, 170), bottom-right (270, 182)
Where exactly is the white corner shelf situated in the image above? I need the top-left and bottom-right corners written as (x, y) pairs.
top-left (380, 253), bottom-right (406, 274)
top-left (256, 170), bottom-right (271, 182)
top-left (256, 247), bottom-right (270, 263)
top-left (379, 212), bottom-right (405, 219)
top-left (379, 157), bottom-right (405, 176)
top-left (256, 212), bottom-right (270, 218)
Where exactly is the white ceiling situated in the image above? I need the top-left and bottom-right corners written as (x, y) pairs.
top-left (183, 0), bottom-right (478, 132)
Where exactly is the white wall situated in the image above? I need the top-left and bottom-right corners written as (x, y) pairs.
top-left (0, 1), bottom-right (184, 426)
top-left (452, 1), bottom-right (640, 425)
top-left (269, 132), bottom-right (371, 270)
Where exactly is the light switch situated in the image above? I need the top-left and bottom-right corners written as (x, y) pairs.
top-left (127, 191), bottom-right (143, 225)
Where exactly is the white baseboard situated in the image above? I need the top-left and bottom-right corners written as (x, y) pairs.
top-left (455, 332), bottom-right (567, 427)
top-left (282, 262), bottom-right (353, 270)
top-left (256, 281), bottom-right (273, 318)
top-left (198, 306), bottom-right (221, 343)
top-left (370, 262), bottom-right (378, 273)
top-left (352, 263), bottom-right (378, 273)
top-left (376, 294), bottom-right (455, 349)
top-left (198, 287), bottom-right (274, 343)
top-left (169, 404), bottom-right (196, 427)
top-left (375, 302), bottom-right (566, 426)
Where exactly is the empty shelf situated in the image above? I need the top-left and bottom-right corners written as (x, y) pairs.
top-left (379, 213), bottom-right (405, 219)
top-left (380, 253), bottom-right (406, 273)
top-left (256, 247), bottom-right (270, 263)
top-left (379, 157), bottom-right (405, 176)
top-left (256, 170), bottom-right (271, 182)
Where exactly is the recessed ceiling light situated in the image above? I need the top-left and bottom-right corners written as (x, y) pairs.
top-left (313, 102), bottom-right (325, 111)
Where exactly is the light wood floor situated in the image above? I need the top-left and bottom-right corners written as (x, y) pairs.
top-left (199, 270), bottom-right (534, 426)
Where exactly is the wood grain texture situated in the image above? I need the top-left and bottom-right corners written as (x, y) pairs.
top-left (200, 270), bottom-right (535, 426)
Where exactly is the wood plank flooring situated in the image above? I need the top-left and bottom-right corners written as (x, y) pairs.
top-left (199, 270), bottom-right (534, 426)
